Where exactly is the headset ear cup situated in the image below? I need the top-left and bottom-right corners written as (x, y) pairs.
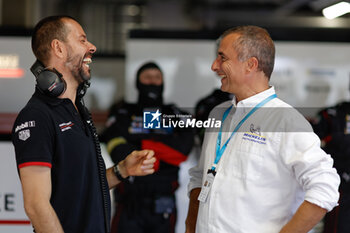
top-left (36, 70), bottom-right (66, 98)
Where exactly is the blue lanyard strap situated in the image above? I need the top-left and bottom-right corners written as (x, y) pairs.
top-left (212, 93), bottom-right (277, 171)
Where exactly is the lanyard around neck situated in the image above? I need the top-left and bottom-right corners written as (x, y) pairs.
top-left (212, 93), bottom-right (277, 171)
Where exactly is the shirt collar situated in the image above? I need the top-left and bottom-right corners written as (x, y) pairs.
top-left (33, 87), bottom-right (90, 122)
top-left (232, 86), bottom-right (276, 109)
top-left (33, 87), bottom-right (65, 106)
top-left (33, 87), bottom-right (81, 107)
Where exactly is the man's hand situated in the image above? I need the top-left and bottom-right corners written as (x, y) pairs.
top-left (185, 188), bottom-right (201, 233)
top-left (119, 150), bottom-right (156, 178)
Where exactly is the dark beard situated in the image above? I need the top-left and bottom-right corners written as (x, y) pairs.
top-left (78, 65), bottom-right (91, 82)
top-left (66, 51), bottom-right (91, 84)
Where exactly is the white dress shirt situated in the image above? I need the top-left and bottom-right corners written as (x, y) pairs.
top-left (188, 87), bottom-right (340, 233)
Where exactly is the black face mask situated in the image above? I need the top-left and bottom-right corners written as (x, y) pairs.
top-left (138, 83), bottom-right (163, 108)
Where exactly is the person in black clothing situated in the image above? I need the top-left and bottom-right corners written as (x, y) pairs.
top-left (101, 62), bottom-right (195, 233)
top-left (312, 102), bottom-right (350, 233)
top-left (12, 15), bottom-right (155, 233)
top-left (195, 89), bottom-right (233, 144)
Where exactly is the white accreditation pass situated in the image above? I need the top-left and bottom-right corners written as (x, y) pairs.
top-left (198, 169), bottom-right (216, 203)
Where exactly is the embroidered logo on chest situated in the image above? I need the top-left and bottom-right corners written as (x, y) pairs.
top-left (59, 121), bottom-right (74, 132)
top-left (242, 124), bottom-right (267, 145)
top-left (250, 123), bottom-right (261, 135)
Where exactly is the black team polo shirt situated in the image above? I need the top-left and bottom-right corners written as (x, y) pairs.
top-left (12, 89), bottom-right (111, 233)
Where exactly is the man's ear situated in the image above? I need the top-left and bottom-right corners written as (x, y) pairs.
top-left (51, 39), bottom-right (66, 59)
top-left (246, 57), bottom-right (259, 73)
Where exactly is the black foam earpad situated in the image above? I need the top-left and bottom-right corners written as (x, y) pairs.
top-left (30, 60), bottom-right (66, 98)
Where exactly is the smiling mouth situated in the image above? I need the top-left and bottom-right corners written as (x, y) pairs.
top-left (83, 58), bottom-right (92, 68)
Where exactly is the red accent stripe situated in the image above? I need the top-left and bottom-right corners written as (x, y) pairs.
top-left (48, 83), bottom-right (57, 91)
top-left (19, 162), bottom-right (52, 169)
top-left (0, 220), bottom-right (31, 225)
top-left (60, 123), bottom-right (74, 129)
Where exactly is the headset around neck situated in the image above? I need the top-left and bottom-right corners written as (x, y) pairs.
top-left (30, 59), bottom-right (66, 98)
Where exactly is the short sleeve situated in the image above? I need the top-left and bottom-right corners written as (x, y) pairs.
top-left (12, 107), bottom-right (54, 169)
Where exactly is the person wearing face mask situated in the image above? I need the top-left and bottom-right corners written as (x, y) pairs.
top-left (101, 61), bottom-right (195, 233)
top-left (136, 62), bottom-right (164, 108)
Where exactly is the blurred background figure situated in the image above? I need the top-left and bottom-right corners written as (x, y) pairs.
top-left (312, 91), bottom-right (350, 233)
top-left (100, 61), bottom-right (194, 233)
top-left (195, 89), bottom-right (233, 144)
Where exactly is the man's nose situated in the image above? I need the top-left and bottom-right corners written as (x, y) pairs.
top-left (211, 57), bottom-right (219, 72)
top-left (88, 41), bottom-right (96, 54)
